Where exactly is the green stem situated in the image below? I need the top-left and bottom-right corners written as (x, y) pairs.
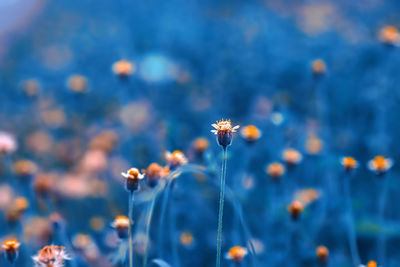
top-left (143, 197), bottom-right (156, 267)
top-left (128, 192), bottom-right (134, 267)
top-left (216, 147), bottom-right (228, 267)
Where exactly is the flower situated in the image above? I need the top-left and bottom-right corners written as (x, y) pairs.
top-left (240, 125), bottom-right (261, 143)
top-left (32, 245), bottom-right (70, 267)
top-left (13, 160), bottom-right (38, 177)
top-left (225, 246), bottom-right (248, 263)
top-left (165, 150), bottom-right (188, 170)
top-left (0, 132), bottom-right (17, 154)
top-left (305, 135), bottom-right (323, 154)
top-left (121, 168), bottom-right (145, 192)
top-left (180, 231), bottom-right (194, 247)
top-left (367, 156), bottom-right (393, 175)
top-left (311, 59), bottom-right (326, 75)
top-left (192, 138), bottom-right (209, 154)
top-left (211, 119), bottom-right (240, 148)
top-left (112, 59), bottom-right (136, 77)
top-left (2, 239), bottom-right (20, 263)
top-left (145, 163), bottom-right (169, 187)
top-left (288, 200), bottom-right (304, 220)
top-left (316, 245), bottom-right (329, 262)
top-left (282, 148), bottom-right (303, 166)
top-left (266, 162), bottom-right (285, 179)
top-left (341, 156), bottom-right (358, 171)
top-left (360, 261), bottom-right (378, 267)
top-left (66, 74), bottom-right (88, 93)
top-left (379, 25), bottom-right (399, 46)
top-left (112, 215), bottom-right (130, 239)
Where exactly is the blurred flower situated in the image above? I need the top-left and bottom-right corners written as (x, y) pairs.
top-left (0, 131), bottom-right (17, 154)
top-left (211, 119), bottom-right (240, 148)
top-left (80, 149), bottom-right (108, 174)
top-left (121, 168), bottom-right (145, 192)
top-left (225, 246), bottom-right (248, 263)
top-left (282, 148), bottom-right (303, 166)
top-left (192, 137), bottom-right (209, 154)
top-left (24, 217), bottom-right (52, 248)
top-left (26, 131), bottom-right (53, 155)
top-left (294, 189), bottom-right (320, 206)
top-left (112, 215), bottom-right (130, 239)
top-left (112, 59), bottom-right (136, 77)
top-left (316, 245), bottom-right (329, 262)
top-left (145, 163), bottom-right (169, 187)
top-left (266, 162), bottom-right (285, 179)
top-left (34, 173), bottom-right (57, 196)
top-left (341, 156), bottom-right (358, 171)
top-left (88, 130), bottom-right (118, 153)
top-left (311, 59), bottom-right (326, 75)
top-left (379, 25), bottom-right (399, 46)
top-left (240, 125), bottom-right (262, 143)
top-left (165, 150), bottom-right (188, 170)
top-left (180, 231), bottom-right (194, 247)
top-left (305, 135), bottom-right (323, 155)
top-left (90, 217), bottom-right (105, 232)
top-left (13, 159), bottom-right (38, 177)
top-left (20, 79), bottom-right (41, 97)
top-left (66, 74), bottom-right (88, 93)
top-left (288, 200), bottom-right (304, 220)
top-left (33, 245), bottom-right (70, 267)
top-left (2, 239), bottom-right (20, 263)
top-left (367, 155), bottom-right (393, 175)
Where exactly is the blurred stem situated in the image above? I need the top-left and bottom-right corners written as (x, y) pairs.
top-left (216, 147), bottom-right (227, 267)
top-left (158, 180), bottom-right (171, 258)
top-left (344, 173), bottom-right (360, 266)
top-left (128, 192), bottom-right (134, 267)
top-left (143, 197), bottom-right (156, 267)
top-left (169, 191), bottom-right (180, 267)
top-left (378, 175), bottom-right (389, 266)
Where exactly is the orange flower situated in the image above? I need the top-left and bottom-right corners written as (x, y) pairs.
top-left (266, 162), bottom-right (285, 179)
top-left (112, 59), bottom-right (136, 77)
top-left (316, 245), bottom-right (329, 262)
top-left (379, 25), bottom-right (399, 45)
top-left (288, 200), bottom-right (304, 220)
top-left (341, 156), bottom-right (358, 171)
top-left (282, 148), bottom-right (302, 165)
top-left (240, 125), bottom-right (261, 143)
top-left (368, 156), bottom-right (393, 174)
top-left (312, 59), bottom-right (326, 75)
top-left (211, 119), bottom-right (240, 148)
top-left (225, 246), bottom-right (248, 262)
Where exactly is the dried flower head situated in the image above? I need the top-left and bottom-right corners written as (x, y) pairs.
top-left (112, 215), bottom-right (130, 239)
top-left (211, 119), bottom-right (240, 148)
top-left (225, 246), bottom-right (248, 263)
top-left (312, 59), bottom-right (326, 75)
top-left (288, 200), bottom-right (304, 220)
top-left (0, 132), bottom-right (17, 154)
top-left (316, 245), bottom-right (329, 262)
top-left (282, 148), bottom-right (303, 166)
top-left (379, 25), bottom-right (399, 46)
top-left (240, 125), bottom-right (262, 143)
top-left (266, 162), bottom-right (285, 179)
top-left (165, 150), bottom-right (188, 170)
top-left (32, 245), bottom-right (70, 267)
top-left (2, 239), bottom-right (20, 263)
top-left (192, 137), bottom-right (209, 154)
top-left (121, 168), bottom-right (145, 192)
top-left (112, 59), bottom-right (136, 77)
top-left (341, 156), bottom-right (358, 171)
top-left (368, 155), bottom-right (393, 175)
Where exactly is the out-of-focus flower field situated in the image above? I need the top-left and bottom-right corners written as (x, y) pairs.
top-left (1, 0), bottom-right (400, 266)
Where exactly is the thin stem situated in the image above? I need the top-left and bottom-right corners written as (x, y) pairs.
top-left (344, 174), bottom-right (360, 266)
top-left (216, 147), bottom-right (228, 267)
top-left (128, 192), bottom-right (134, 267)
top-left (170, 192), bottom-right (180, 267)
top-left (143, 197), bottom-right (156, 267)
top-left (378, 176), bottom-right (389, 266)
top-left (158, 181), bottom-right (171, 257)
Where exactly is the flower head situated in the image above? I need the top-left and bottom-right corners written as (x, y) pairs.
top-left (211, 119), bottom-right (240, 148)
top-left (266, 162), bottom-right (285, 179)
top-left (2, 239), bottom-right (20, 263)
top-left (0, 132), bottom-right (17, 154)
top-left (316, 245), bottom-right (329, 262)
top-left (112, 59), bottom-right (136, 77)
top-left (225, 246), bottom-right (248, 263)
top-left (379, 25), bottom-right (399, 46)
top-left (192, 138), bottom-right (209, 154)
top-left (165, 150), bottom-right (188, 170)
top-left (288, 200), bottom-right (304, 220)
top-left (121, 168), bottom-right (145, 192)
top-left (32, 245), bottom-right (70, 267)
top-left (240, 125), bottom-right (261, 143)
top-left (112, 215), bottom-right (130, 239)
top-left (282, 148), bottom-right (303, 166)
top-left (341, 156), bottom-right (358, 171)
top-left (368, 156), bottom-right (393, 175)
top-left (145, 163), bottom-right (170, 187)
top-left (180, 231), bottom-right (194, 247)
top-left (311, 59), bottom-right (326, 75)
